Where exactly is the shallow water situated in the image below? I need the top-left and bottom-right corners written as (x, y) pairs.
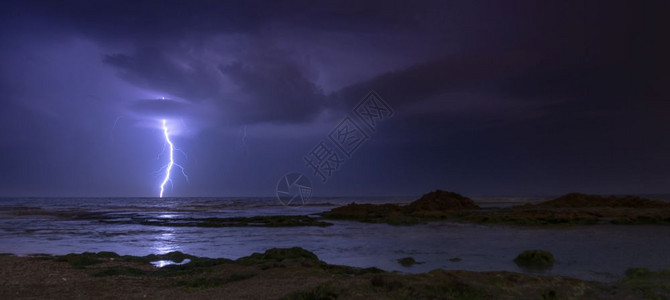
top-left (0, 197), bottom-right (668, 282)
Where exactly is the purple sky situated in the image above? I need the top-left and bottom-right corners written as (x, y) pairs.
top-left (0, 0), bottom-right (668, 197)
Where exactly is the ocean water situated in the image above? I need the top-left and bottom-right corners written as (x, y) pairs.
top-left (0, 196), bottom-right (668, 282)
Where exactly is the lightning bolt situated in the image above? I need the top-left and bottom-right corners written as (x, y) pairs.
top-left (157, 97), bottom-right (188, 198)
top-left (159, 118), bottom-right (174, 198)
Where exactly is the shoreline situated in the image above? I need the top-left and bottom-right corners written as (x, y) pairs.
top-left (1, 191), bottom-right (668, 298)
top-left (1, 248), bottom-right (668, 299)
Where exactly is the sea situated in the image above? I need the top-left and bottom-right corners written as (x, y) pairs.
top-left (0, 196), bottom-right (669, 282)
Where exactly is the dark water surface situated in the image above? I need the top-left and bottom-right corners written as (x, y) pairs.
top-left (0, 197), bottom-right (668, 282)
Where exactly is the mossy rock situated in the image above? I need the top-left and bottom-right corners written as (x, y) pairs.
top-left (621, 268), bottom-right (670, 299)
top-left (282, 283), bottom-right (340, 300)
top-left (238, 247), bottom-right (319, 263)
top-left (625, 267), bottom-right (653, 279)
top-left (370, 275), bottom-right (404, 290)
top-left (321, 203), bottom-right (405, 222)
top-left (175, 273), bottom-right (255, 290)
top-left (54, 253), bottom-right (104, 268)
top-left (321, 190), bottom-right (479, 225)
top-left (397, 257), bottom-right (417, 267)
top-left (624, 267), bottom-right (670, 279)
top-left (406, 190), bottom-right (479, 212)
top-left (53, 251), bottom-right (233, 279)
top-left (514, 250), bottom-right (554, 270)
top-left (538, 193), bottom-right (669, 208)
top-left (321, 264), bottom-right (384, 275)
top-left (95, 251), bottom-right (121, 258)
top-left (93, 266), bottom-right (148, 277)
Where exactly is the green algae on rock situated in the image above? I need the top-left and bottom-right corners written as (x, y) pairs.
top-left (536, 193), bottom-right (670, 208)
top-left (514, 250), bottom-right (555, 270)
top-left (322, 190), bottom-right (670, 226)
top-left (406, 190), bottom-right (479, 213)
top-left (3, 249), bottom-right (668, 299)
top-left (321, 189), bottom-right (478, 225)
top-left (397, 257), bottom-right (417, 267)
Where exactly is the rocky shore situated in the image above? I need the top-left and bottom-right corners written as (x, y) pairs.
top-left (321, 190), bottom-right (670, 226)
top-left (1, 248), bottom-right (668, 299)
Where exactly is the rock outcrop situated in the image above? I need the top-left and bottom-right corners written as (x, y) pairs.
top-left (537, 193), bottom-right (669, 208)
top-left (406, 190), bottom-right (479, 212)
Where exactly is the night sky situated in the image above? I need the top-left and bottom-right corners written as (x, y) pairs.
top-left (1, 1), bottom-right (668, 197)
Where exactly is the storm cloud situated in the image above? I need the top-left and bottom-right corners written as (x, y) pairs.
top-left (1, 0), bottom-right (668, 197)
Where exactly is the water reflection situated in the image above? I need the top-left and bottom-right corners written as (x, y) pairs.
top-left (151, 258), bottom-right (191, 268)
top-left (151, 226), bottom-right (180, 254)
top-left (1, 197), bottom-right (669, 282)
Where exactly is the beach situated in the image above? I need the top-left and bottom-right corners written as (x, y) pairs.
top-left (1, 193), bottom-right (669, 299)
top-left (1, 247), bottom-right (666, 299)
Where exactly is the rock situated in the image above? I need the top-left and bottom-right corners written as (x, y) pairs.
top-left (538, 193), bottom-right (669, 208)
top-left (325, 203), bottom-right (403, 219)
top-left (397, 257), bottom-right (417, 267)
top-left (407, 190), bottom-right (479, 212)
top-left (238, 247), bottom-right (319, 263)
top-left (514, 250), bottom-right (554, 270)
top-left (320, 203), bottom-right (415, 224)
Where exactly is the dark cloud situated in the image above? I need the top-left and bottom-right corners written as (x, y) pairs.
top-left (1, 0), bottom-right (668, 196)
top-left (104, 48), bottom-right (225, 102)
top-left (219, 59), bottom-right (327, 124)
top-left (104, 42), bottom-right (329, 125)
